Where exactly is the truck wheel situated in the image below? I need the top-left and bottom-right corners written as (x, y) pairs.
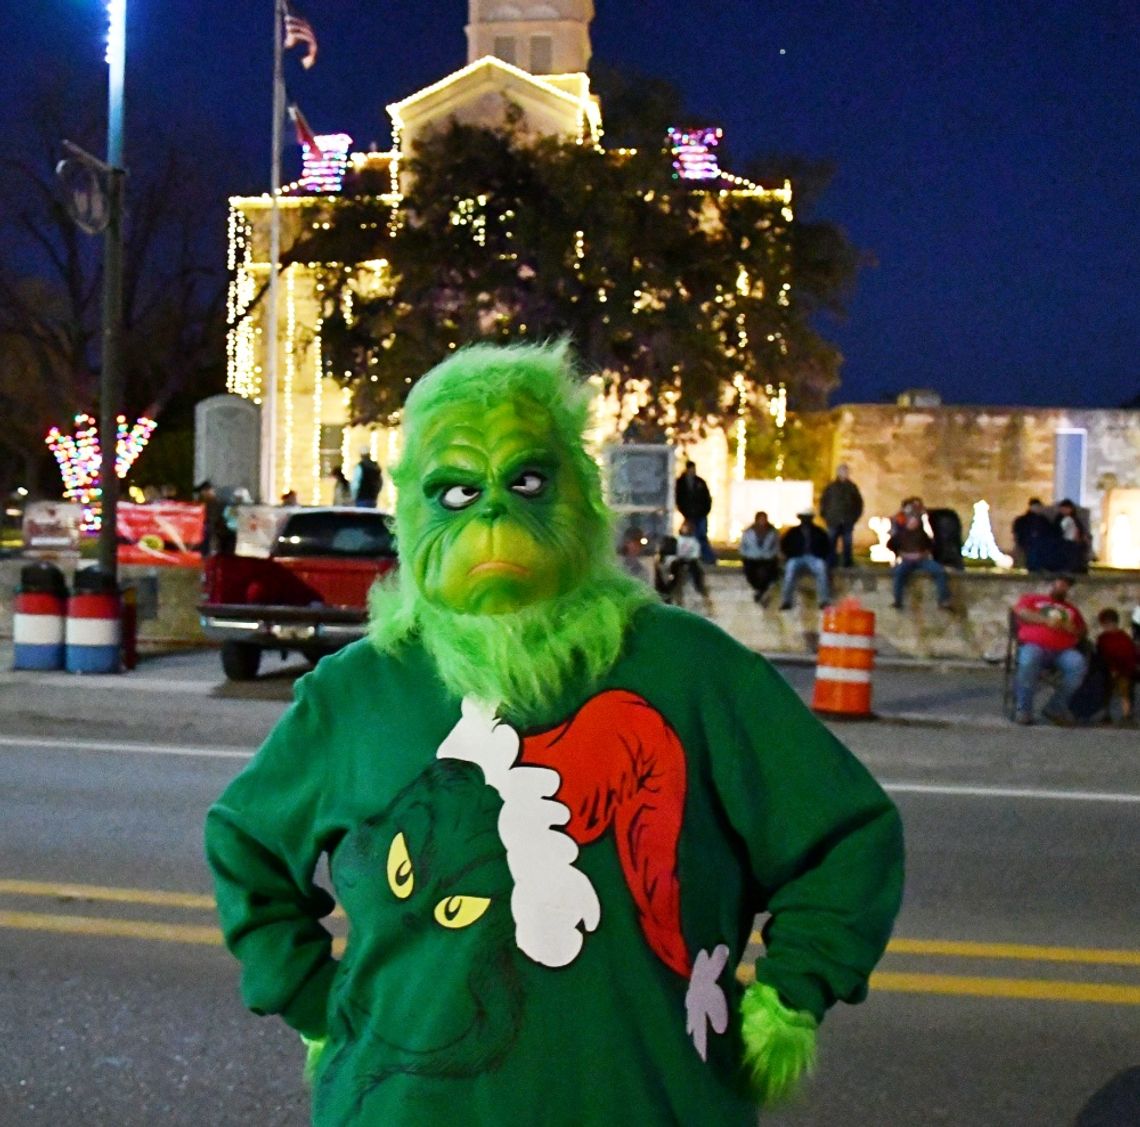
top-left (221, 641), bottom-right (262, 681)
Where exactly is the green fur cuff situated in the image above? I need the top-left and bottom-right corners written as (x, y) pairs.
top-left (301, 1034), bottom-right (328, 1086)
top-left (740, 981), bottom-right (817, 1106)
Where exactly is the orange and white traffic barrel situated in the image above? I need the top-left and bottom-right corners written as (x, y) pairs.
top-left (812, 598), bottom-right (875, 717)
top-left (65, 568), bottom-right (122, 674)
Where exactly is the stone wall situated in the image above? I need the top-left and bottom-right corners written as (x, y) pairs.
top-left (806, 404), bottom-right (1140, 559)
top-left (3, 557), bottom-right (1137, 663)
top-left (704, 565), bottom-right (1140, 661)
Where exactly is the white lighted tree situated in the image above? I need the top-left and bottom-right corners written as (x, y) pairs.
top-left (962, 500), bottom-right (1013, 568)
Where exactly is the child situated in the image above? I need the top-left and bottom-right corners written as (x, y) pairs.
top-left (675, 519), bottom-right (714, 613)
top-left (1096, 608), bottom-right (1136, 724)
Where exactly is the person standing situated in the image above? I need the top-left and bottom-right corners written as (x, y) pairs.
top-left (778, 509), bottom-right (832, 610)
top-left (352, 450), bottom-right (383, 509)
top-left (739, 511), bottom-right (779, 605)
top-left (194, 480), bottom-right (232, 556)
top-left (1054, 499), bottom-right (1090, 574)
top-left (331, 464), bottom-right (352, 506)
top-left (675, 460), bottom-right (716, 565)
top-left (1011, 498), bottom-right (1058, 571)
top-left (820, 464), bottom-right (864, 568)
top-left (1011, 575), bottom-right (1088, 725)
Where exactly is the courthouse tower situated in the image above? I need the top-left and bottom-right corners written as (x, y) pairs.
top-left (466, 1), bottom-right (595, 75)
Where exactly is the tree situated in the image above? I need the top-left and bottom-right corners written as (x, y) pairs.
top-left (313, 118), bottom-right (841, 436)
top-left (0, 78), bottom-right (227, 497)
top-left (743, 155), bottom-right (867, 408)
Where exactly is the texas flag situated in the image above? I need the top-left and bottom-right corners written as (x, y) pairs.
top-left (288, 102), bottom-right (324, 160)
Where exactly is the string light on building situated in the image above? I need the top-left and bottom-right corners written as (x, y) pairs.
top-left (962, 500), bottom-right (1014, 568)
top-left (668, 126), bottom-right (723, 181)
top-left (733, 373), bottom-right (747, 482)
top-left (299, 133), bottom-right (353, 194)
top-left (45, 413), bottom-right (157, 530)
top-left (766, 382), bottom-right (788, 479)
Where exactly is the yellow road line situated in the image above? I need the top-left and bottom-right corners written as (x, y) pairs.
top-left (0, 880), bottom-right (344, 919)
top-left (2, 911), bottom-right (1136, 1004)
top-left (0, 911), bottom-right (223, 945)
top-left (870, 972), bottom-right (1140, 1006)
top-left (734, 963), bottom-right (1140, 1005)
top-left (4, 885), bottom-right (1136, 975)
top-left (886, 937), bottom-right (1140, 967)
top-left (0, 880), bottom-right (215, 910)
top-left (747, 930), bottom-right (1140, 967)
top-left (0, 910), bottom-right (347, 957)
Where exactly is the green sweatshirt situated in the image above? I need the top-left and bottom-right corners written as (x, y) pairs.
top-left (206, 603), bottom-right (903, 1126)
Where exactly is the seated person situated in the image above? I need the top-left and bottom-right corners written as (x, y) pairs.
top-left (778, 510), bottom-right (831, 611)
top-left (1095, 608), bottom-right (1136, 724)
top-left (739, 511), bottom-right (779, 606)
top-left (618, 527), bottom-right (650, 584)
top-left (1011, 575), bottom-right (1088, 725)
top-left (671, 520), bottom-right (714, 613)
top-left (887, 514), bottom-right (951, 610)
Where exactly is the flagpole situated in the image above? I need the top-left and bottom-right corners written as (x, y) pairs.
top-left (262, 0), bottom-right (285, 504)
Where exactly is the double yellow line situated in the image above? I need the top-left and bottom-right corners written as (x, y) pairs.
top-left (3, 879), bottom-right (1138, 1006)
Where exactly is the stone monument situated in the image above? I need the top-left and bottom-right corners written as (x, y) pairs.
top-left (194, 395), bottom-right (261, 500)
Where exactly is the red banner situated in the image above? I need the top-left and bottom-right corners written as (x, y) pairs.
top-left (117, 501), bottom-right (205, 567)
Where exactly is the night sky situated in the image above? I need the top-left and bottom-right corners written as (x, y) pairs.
top-left (6, 1), bottom-right (1138, 409)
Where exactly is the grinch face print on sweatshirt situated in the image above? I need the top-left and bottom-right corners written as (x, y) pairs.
top-left (317, 693), bottom-right (730, 1119)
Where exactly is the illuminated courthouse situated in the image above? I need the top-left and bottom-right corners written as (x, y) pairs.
top-left (225, 0), bottom-right (789, 533)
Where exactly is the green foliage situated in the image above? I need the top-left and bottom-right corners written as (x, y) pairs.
top-left (745, 410), bottom-right (832, 483)
top-left (309, 119), bottom-right (856, 432)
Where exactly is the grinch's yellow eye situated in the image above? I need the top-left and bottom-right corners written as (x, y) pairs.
top-left (387, 832), bottom-right (414, 899)
top-left (433, 894), bottom-right (491, 929)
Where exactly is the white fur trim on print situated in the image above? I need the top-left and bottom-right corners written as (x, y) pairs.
top-left (685, 945), bottom-right (730, 1061)
top-left (437, 698), bottom-right (602, 968)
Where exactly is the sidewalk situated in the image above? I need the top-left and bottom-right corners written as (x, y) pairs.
top-left (0, 639), bottom-right (1020, 731)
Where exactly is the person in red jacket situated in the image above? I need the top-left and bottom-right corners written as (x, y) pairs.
top-left (1011, 575), bottom-right (1088, 725)
top-left (1095, 608), bottom-right (1136, 723)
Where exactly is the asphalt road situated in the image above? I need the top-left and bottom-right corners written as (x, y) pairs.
top-left (0, 648), bottom-right (1137, 1126)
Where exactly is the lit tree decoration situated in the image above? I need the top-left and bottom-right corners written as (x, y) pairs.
top-left (961, 499), bottom-right (1014, 568)
top-left (668, 126), bottom-right (723, 181)
top-left (868, 516), bottom-right (896, 564)
top-left (45, 413), bottom-right (158, 530)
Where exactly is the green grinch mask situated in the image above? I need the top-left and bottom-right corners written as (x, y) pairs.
top-left (370, 342), bottom-right (653, 723)
top-left (406, 395), bottom-right (591, 615)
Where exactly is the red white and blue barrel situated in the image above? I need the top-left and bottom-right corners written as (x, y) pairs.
top-left (65, 592), bottom-right (122, 674)
top-left (12, 590), bottom-right (67, 670)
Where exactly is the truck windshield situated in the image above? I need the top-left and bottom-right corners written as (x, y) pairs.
top-left (274, 512), bottom-right (396, 559)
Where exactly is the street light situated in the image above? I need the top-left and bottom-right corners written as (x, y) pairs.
top-left (98, 0), bottom-right (127, 583)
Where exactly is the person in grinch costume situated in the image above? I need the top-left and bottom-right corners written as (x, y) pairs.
top-left (206, 343), bottom-right (904, 1126)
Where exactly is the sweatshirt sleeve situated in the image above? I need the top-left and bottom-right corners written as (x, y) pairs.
top-left (707, 646), bottom-right (904, 1023)
top-left (204, 673), bottom-right (338, 1039)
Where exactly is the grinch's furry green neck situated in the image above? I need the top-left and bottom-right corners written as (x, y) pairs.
top-left (369, 566), bottom-right (653, 727)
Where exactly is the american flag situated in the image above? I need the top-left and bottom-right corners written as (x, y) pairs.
top-left (282, 2), bottom-right (318, 70)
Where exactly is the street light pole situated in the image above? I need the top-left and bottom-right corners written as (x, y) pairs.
top-left (98, 0), bottom-right (127, 584)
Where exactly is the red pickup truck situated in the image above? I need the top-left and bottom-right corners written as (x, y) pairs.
top-left (198, 507), bottom-right (397, 680)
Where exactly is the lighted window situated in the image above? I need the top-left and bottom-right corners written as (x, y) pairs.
top-left (493, 36), bottom-right (517, 64)
top-left (320, 424), bottom-right (345, 479)
top-left (530, 35), bottom-right (553, 73)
